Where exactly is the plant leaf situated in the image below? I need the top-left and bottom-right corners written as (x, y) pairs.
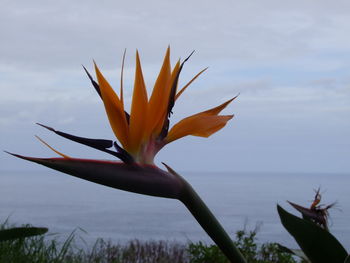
top-left (0, 227), bottom-right (48, 241)
top-left (277, 205), bottom-right (347, 263)
top-left (277, 244), bottom-right (310, 262)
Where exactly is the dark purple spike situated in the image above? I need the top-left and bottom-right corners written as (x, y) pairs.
top-left (124, 111), bottom-right (130, 124)
top-left (109, 147), bottom-right (133, 164)
top-left (158, 51), bottom-right (194, 138)
top-left (166, 50), bottom-right (195, 117)
top-left (113, 142), bottom-right (134, 164)
top-left (37, 123), bottom-right (112, 149)
top-left (83, 65), bottom-right (101, 98)
top-left (82, 65), bottom-right (130, 124)
top-left (158, 119), bottom-right (169, 140)
top-left (36, 123), bottom-right (134, 163)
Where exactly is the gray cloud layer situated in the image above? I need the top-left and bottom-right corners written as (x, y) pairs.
top-left (1, 0), bottom-right (349, 173)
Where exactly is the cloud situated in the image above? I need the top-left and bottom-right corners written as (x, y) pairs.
top-left (1, 0), bottom-right (350, 173)
top-left (2, 0), bottom-right (350, 69)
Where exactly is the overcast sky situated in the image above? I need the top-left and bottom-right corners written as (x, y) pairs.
top-left (1, 0), bottom-right (349, 173)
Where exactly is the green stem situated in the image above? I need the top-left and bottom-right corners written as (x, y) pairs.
top-left (179, 178), bottom-right (247, 263)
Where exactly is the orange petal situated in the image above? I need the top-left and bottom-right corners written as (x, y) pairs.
top-left (165, 97), bottom-right (235, 143)
top-left (175, 67), bottom-right (208, 101)
top-left (35, 135), bottom-right (70, 159)
top-left (94, 62), bottom-right (129, 149)
top-left (120, 49), bottom-right (126, 106)
top-left (152, 60), bottom-right (181, 136)
top-left (146, 47), bottom-right (171, 137)
top-left (201, 96), bottom-right (237, 115)
top-left (166, 114), bottom-right (233, 143)
top-left (129, 51), bottom-right (148, 153)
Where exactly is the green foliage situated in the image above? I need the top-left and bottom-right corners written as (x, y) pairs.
top-left (188, 241), bottom-right (227, 263)
top-left (0, 227), bottom-right (48, 242)
top-left (277, 205), bottom-right (348, 263)
top-left (0, 220), bottom-right (311, 263)
top-left (85, 239), bottom-right (188, 263)
top-left (0, 227), bottom-right (77, 263)
top-left (277, 244), bottom-right (309, 263)
top-left (0, 220), bottom-right (188, 263)
top-left (188, 228), bottom-right (299, 263)
top-left (258, 243), bottom-right (303, 263)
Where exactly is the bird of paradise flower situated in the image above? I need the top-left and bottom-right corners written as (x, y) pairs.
top-left (8, 48), bottom-right (246, 263)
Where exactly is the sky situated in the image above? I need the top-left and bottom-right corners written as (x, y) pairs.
top-left (1, 0), bottom-right (349, 173)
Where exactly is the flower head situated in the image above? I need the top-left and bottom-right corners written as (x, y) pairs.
top-left (8, 47), bottom-right (235, 195)
top-left (87, 48), bottom-right (234, 164)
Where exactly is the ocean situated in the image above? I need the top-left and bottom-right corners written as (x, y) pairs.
top-left (0, 170), bottom-right (349, 250)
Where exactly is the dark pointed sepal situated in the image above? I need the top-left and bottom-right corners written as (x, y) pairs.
top-left (36, 123), bottom-right (134, 164)
top-left (159, 51), bottom-right (195, 138)
top-left (37, 123), bottom-right (112, 149)
top-left (7, 153), bottom-right (184, 199)
top-left (113, 142), bottom-right (134, 164)
top-left (83, 65), bottom-right (102, 98)
top-left (166, 50), bottom-right (195, 118)
top-left (158, 119), bottom-right (169, 140)
top-left (82, 66), bottom-right (130, 124)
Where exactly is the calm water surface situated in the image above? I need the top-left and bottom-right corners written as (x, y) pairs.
top-left (1, 170), bottom-right (349, 249)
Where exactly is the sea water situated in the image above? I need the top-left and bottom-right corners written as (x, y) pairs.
top-left (0, 170), bottom-right (349, 250)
